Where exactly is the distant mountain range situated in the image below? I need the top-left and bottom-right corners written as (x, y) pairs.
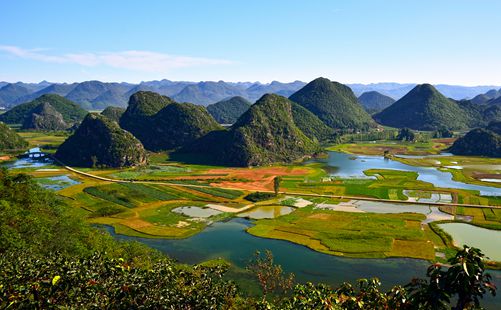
top-left (1, 79), bottom-right (499, 110)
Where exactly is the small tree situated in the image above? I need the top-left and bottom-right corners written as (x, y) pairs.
top-left (247, 250), bottom-right (295, 301)
top-left (406, 246), bottom-right (496, 310)
top-left (397, 128), bottom-right (416, 142)
top-left (91, 155), bottom-right (98, 169)
top-left (447, 246), bottom-right (497, 310)
top-left (273, 176), bottom-right (282, 196)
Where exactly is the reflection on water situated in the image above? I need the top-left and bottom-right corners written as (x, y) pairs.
top-left (438, 223), bottom-right (501, 261)
top-left (311, 152), bottom-right (500, 196)
top-left (172, 206), bottom-right (222, 218)
top-left (238, 205), bottom-right (295, 219)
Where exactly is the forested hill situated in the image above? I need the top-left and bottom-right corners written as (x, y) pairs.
top-left (0, 94), bottom-right (87, 126)
top-left (289, 77), bottom-right (376, 131)
top-left (449, 121), bottom-right (501, 157)
top-left (177, 94), bottom-right (319, 166)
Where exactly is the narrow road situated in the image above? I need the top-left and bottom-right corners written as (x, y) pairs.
top-left (57, 158), bottom-right (501, 210)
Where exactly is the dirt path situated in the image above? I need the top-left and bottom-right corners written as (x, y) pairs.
top-left (56, 158), bottom-right (501, 210)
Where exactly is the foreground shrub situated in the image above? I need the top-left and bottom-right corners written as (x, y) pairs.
top-left (0, 252), bottom-right (238, 309)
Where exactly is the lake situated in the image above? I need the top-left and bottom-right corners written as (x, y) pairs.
top-left (102, 219), bottom-right (501, 308)
top-left (312, 152), bottom-right (501, 196)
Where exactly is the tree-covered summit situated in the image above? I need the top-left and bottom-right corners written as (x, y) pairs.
top-left (178, 94), bottom-right (319, 166)
top-left (374, 84), bottom-right (474, 130)
top-left (55, 113), bottom-right (147, 167)
top-left (289, 77), bottom-right (375, 131)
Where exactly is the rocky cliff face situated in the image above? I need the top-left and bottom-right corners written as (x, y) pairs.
top-left (22, 102), bottom-right (69, 130)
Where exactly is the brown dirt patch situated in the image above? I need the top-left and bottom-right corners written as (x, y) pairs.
top-left (0, 155), bottom-right (11, 161)
top-left (207, 166), bottom-right (309, 191)
top-left (433, 138), bottom-right (455, 144)
top-left (472, 172), bottom-right (501, 180)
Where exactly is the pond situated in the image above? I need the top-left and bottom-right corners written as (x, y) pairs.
top-left (101, 219), bottom-right (501, 308)
top-left (238, 205), bottom-right (295, 219)
top-left (311, 152), bottom-right (500, 196)
top-left (172, 206), bottom-right (222, 218)
top-left (438, 223), bottom-right (501, 261)
top-left (37, 175), bottom-right (80, 191)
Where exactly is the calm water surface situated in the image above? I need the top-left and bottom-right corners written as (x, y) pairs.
top-left (438, 223), bottom-right (501, 261)
top-left (312, 152), bottom-right (501, 196)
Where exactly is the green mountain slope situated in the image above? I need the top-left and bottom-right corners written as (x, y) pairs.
top-left (178, 94), bottom-right (319, 166)
top-left (146, 102), bottom-right (222, 151)
top-left (374, 84), bottom-right (473, 130)
top-left (0, 94), bottom-right (87, 125)
top-left (21, 102), bottom-right (69, 130)
top-left (357, 91), bottom-right (396, 114)
top-left (289, 77), bottom-right (375, 130)
top-left (120, 91), bottom-right (221, 151)
top-left (101, 106), bottom-right (125, 123)
top-left (55, 113), bottom-right (147, 167)
top-left (0, 122), bottom-right (28, 151)
top-left (449, 121), bottom-right (501, 157)
top-left (119, 91), bottom-right (174, 143)
top-left (290, 101), bottom-right (335, 142)
top-left (207, 96), bottom-right (251, 124)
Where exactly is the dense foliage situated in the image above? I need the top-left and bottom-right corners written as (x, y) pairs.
top-left (244, 192), bottom-right (276, 202)
top-left (0, 252), bottom-right (238, 309)
top-left (0, 94), bottom-right (87, 125)
top-left (0, 122), bottom-right (28, 151)
top-left (397, 127), bottom-right (416, 141)
top-left (207, 96), bottom-right (252, 124)
top-left (357, 91), bottom-right (396, 114)
top-left (178, 94), bottom-right (319, 166)
top-left (145, 102), bottom-right (222, 151)
top-left (55, 113), bottom-right (148, 167)
top-left (119, 91), bottom-right (174, 143)
top-left (449, 121), bottom-right (501, 157)
top-left (289, 77), bottom-right (375, 131)
top-left (290, 101), bottom-right (335, 142)
top-left (120, 91), bottom-right (221, 151)
top-left (21, 102), bottom-right (69, 130)
top-left (374, 84), bottom-right (474, 130)
top-left (100, 106), bottom-right (126, 123)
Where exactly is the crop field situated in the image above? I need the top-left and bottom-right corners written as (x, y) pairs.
top-left (394, 155), bottom-right (501, 189)
top-left (17, 131), bottom-right (69, 152)
top-left (327, 139), bottom-right (453, 156)
top-left (247, 206), bottom-right (436, 260)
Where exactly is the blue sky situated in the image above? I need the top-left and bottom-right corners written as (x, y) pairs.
top-left (1, 0), bottom-right (500, 85)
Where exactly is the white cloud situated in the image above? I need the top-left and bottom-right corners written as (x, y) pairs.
top-left (0, 45), bottom-right (233, 72)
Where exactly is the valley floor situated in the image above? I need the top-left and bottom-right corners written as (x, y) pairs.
top-left (3, 135), bottom-right (501, 265)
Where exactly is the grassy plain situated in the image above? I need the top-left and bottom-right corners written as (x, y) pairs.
top-left (247, 206), bottom-right (435, 260)
top-left (327, 139), bottom-right (454, 156)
